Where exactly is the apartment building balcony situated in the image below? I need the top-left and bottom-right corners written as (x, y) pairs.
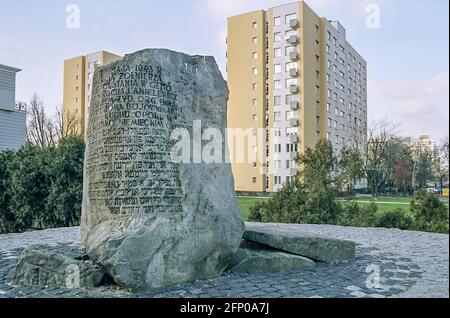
top-left (290, 101), bottom-right (299, 110)
top-left (290, 118), bottom-right (299, 127)
top-left (290, 84), bottom-right (299, 94)
top-left (287, 35), bottom-right (299, 45)
top-left (289, 68), bottom-right (298, 77)
top-left (290, 134), bottom-right (299, 143)
top-left (289, 51), bottom-right (299, 61)
top-left (289, 152), bottom-right (298, 160)
top-left (290, 19), bottom-right (299, 29)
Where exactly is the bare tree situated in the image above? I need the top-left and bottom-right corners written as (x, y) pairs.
top-left (364, 119), bottom-right (401, 198)
top-left (54, 106), bottom-right (81, 140)
top-left (26, 94), bottom-right (56, 148)
top-left (435, 136), bottom-right (449, 190)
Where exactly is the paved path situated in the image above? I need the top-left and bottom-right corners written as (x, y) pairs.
top-left (337, 200), bottom-right (413, 205)
top-left (0, 224), bottom-right (448, 298)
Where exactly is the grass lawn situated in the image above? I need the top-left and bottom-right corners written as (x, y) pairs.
top-left (348, 197), bottom-right (414, 203)
top-left (237, 197), bottom-right (269, 221)
top-left (341, 200), bottom-right (412, 215)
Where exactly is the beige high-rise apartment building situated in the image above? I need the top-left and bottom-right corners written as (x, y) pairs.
top-left (63, 51), bottom-right (122, 136)
top-left (227, 1), bottom-right (368, 193)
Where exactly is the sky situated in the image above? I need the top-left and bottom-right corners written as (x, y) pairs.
top-left (0, 0), bottom-right (448, 140)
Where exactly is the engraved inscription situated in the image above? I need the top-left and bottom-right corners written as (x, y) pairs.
top-left (86, 64), bottom-right (182, 215)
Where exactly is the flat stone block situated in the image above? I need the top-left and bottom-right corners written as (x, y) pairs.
top-left (12, 248), bottom-right (110, 289)
top-left (228, 241), bottom-right (315, 273)
top-left (243, 224), bottom-right (356, 263)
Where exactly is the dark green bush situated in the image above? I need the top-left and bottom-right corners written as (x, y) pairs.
top-left (8, 145), bottom-right (52, 230)
top-left (0, 137), bottom-right (85, 234)
top-left (411, 190), bottom-right (449, 234)
top-left (0, 151), bottom-right (16, 233)
top-left (248, 180), bottom-right (343, 225)
top-left (377, 209), bottom-right (414, 230)
top-left (46, 137), bottom-right (85, 227)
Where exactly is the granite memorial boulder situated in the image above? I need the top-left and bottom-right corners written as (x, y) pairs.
top-left (81, 48), bottom-right (244, 292)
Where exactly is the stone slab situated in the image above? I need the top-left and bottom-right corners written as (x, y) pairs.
top-left (12, 248), bottom-right (109, 289)
top-left (228, 241), bottom-right (315, 273)
top-left (243, 224), bottom-right (356, 263)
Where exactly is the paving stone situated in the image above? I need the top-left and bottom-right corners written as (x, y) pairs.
top-left (0, 224), bottom-right (448, 298)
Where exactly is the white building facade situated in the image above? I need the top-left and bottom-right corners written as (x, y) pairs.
top-left (0, 64), bottom-right (26, 151)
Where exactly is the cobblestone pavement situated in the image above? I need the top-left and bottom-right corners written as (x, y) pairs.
top-left (0, 224), bottom-right (448, 298)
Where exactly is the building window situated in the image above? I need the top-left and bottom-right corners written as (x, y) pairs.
top-left (286, 78), bottom-right (297, 88)
top-left (252, 114), bottom-right (258, 122)
top-left (252, 37), bottom-right (258, 44)
top-left (286, 127), bottom-right (297, 136)
top-left (274, 96), bottom-right (281, 107)
top-left (253, 68), bottom-right (258, 75)
top-left (274, 64), bottom-right (282, 74)
top-left (285, 110), bottom-right (297, 121)
top-left (274, 144), bottom-right (281, 153)
top-left (274, 48), bottom-right (282, 58)
top-left (253, 52), bottom-right (258, 59)
top-left (274, 160), bottom-right (282, 170)
top-left (285, 62), bottom-right (298, 72)
top-left (252, 177), bottom-right (257, 184)
top-left (274, 16), bottom-right (281, 26)
top-left (327, 103), bottom-right (331, 112)
top-left (252, 99), bottom-right (258, 107)
top-left (274, 112), bottom-right (281, 122)
top-left (253, 22), bottom-right (258, 29)
top-left (252, 83), bottom-right (258, 90)
top-left (285, 46), bottom-right (296, 56)
top-left (326, 73), bottom-right (330, 82)
top-left (274, 176), bottom-right (282, 185)
top-left (285, 13), bottom-right (297, 24)
top-left (274, 80), bottom-right (281, 90)
top-left (274, 32), bottom-right (282, 42)
top-left (274, 129), bottom-right (282, 137)
top-left (286, 94), bottom-right (296, 104)
top-left (286, 143), bottom-right (298, 153)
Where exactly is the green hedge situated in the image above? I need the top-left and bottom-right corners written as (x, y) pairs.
top-left (249, 189), bottom-right (449, 234)
top-left (0, 137), bottom-right (84, 234)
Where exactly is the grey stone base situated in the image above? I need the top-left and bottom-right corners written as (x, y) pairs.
top-left (12, 248), bottom-right (111, 289)
top-left (228, 241), bottom-right (315, 273)
top-left (244, 223), bottom-right (356, 263)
